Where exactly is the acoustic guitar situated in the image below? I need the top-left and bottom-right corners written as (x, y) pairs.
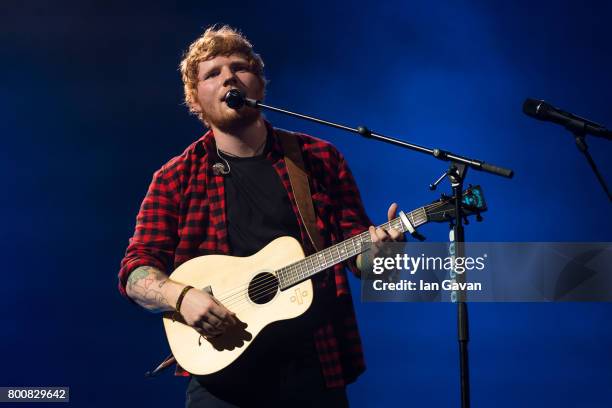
top-left (162, 187), bottom-right (486, 375)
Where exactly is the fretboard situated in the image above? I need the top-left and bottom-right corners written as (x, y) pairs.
top-left (276, 205), bottom-right (430, 290)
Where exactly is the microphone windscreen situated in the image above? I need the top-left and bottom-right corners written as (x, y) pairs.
top-left (522, 98), bottom-right (543, 118)
top-left (225, 89), bottom-right (245, 109)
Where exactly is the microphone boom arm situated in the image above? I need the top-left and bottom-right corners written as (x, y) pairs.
top-left (242, 95), bottom-right (514, 179)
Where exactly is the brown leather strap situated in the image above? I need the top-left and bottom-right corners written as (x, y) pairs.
top-left (277, 129), bottom-right (324, 252)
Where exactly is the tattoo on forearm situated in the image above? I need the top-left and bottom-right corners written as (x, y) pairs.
top-left (127, 266), bottom-right (171, 312)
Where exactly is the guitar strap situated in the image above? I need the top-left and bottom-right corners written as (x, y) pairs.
top-left (277, 129), bottom-right (324, 253)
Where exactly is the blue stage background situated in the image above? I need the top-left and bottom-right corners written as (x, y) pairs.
top-left (1, 1), bottom-right (611, 406)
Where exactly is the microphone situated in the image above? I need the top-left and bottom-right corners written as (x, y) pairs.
top-left (522, 98), bottom-right (611, 140)
top-left (224, 89), bottom-right (258, 109)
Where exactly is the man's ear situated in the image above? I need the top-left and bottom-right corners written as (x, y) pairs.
top-left (188, 100), bottom-right (209, 127)
top-left (189, 99), bottom-right (202, 114)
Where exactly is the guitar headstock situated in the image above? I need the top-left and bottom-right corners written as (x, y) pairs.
top-left (425, 185), bottom-right (487, 223)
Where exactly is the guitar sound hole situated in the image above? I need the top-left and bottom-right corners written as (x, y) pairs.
top-left (248, 272), bottom-right (279, 305)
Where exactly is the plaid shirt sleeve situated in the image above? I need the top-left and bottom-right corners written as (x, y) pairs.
top-left (117, 164), bottom-right (181, 299)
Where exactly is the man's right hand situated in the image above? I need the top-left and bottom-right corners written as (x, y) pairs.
top-left (179, 288), bottom-right (237, 337)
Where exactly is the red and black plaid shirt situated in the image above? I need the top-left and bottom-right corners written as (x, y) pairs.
top-left (118, 121), bottom-right (373, 387)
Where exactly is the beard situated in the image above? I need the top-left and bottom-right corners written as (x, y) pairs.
top-left (203, 103), bottom-right (261, 133)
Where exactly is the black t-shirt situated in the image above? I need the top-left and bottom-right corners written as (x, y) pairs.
top-left (223, 148), bottom-right (301, 257)
top-left (198, 142), bottom-right (325, 395)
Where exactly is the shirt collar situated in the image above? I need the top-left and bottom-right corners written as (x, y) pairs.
top-left (197, 120), bottom-right (284, 161)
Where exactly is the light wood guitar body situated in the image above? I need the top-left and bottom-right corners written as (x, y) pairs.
top-left (163, 236), bottom-right (313, 375)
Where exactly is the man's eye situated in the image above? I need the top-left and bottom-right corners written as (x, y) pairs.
top-left (204, 71), bottom-right (219, 80)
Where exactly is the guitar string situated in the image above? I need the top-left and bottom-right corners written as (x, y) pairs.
top-left (217, 229), bottom-right (377, 311)
top-left (221, 204), bottom-right (478, 313)
top-left (220, 228), bottom-right (380, 311)
top-left (209, 217), bottom-right (404, 303)
top-left (217, 218), bottom-right (403, 309)
top-left (209, 200), bottom-right (462, 307)
top-left (217, 203), bottom-right (469, 313)
top-left (213, 201), bottom-right (461, 309)
top-left (215, 197), bottom-right (464, 305)
top-left (221, 205), bottom-right (473, 316)
top-left (210, 202), bottom-right (446, 304)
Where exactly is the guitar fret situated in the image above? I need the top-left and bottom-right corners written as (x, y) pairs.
top-left (413, 209), bottom-right (422, 226)
top-left (305, 256), bottom-right (311, 277)
top-left (285, 265), bottom-right (292, 287)
top-left (294, 263), bottom-right (300, 284)
top-left (277, 268), bottom-right (283, 286)
top-left (392, 218), bottom-right (401, 232)
top-left (279, 267), bottom-right (287, 287)
top-left (420, 208), bottom-right (427, 224)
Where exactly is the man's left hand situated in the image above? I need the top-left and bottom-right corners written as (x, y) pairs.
top-left (355, 203), bottom-right (406, 276)
top-left (368, 202), bottom-right (405, 246)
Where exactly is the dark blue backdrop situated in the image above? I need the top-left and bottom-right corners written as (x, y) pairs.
top-left (2, 1), bottom-right (611, 407)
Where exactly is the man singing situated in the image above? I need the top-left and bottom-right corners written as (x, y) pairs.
top-left (118, 25), bottom-right (403, 407)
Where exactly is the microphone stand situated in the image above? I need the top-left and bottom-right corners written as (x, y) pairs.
top-left (234, 92), bottom-right (514, 408)
top-left (571, 130), bottom-right (611, 202)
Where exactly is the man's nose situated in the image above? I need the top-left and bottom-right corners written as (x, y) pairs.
top-left (221, 67), bottom-right (238, 87)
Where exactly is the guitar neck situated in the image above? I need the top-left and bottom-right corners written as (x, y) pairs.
top-left (276, 206), bottom-right (430, 290)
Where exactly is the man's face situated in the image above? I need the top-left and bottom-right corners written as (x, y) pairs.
top-left (192, 53), bottom-right (265, 132)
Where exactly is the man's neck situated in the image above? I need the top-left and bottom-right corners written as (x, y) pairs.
top-left (211, 119), bottom-right (268, 157)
